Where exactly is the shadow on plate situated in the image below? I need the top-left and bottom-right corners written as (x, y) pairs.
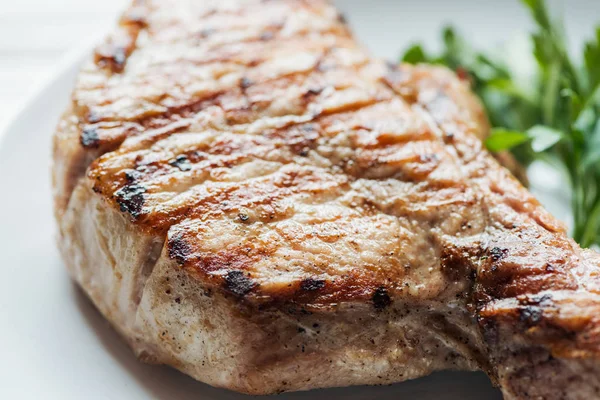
top-left (73, 282), bottom-right (501, 400)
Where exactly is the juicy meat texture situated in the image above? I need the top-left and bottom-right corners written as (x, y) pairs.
top-left (52, 0), bottom-right (600, 398)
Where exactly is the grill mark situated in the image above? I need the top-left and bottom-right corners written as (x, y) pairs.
top-left (199, 25), bottom-right (348, 58)
top-left (350, 141), bottom-right (445, 181)
top-left (224, 270), bottom-right (258, 297)
top-left (169, 155), bottom-right (193, 172)
top-left (136, 165), bottom-right (347, 233)
top-left (90, 127), bottom-right (225, 194)
top-left (280, 271), bottom-right (383, 307)
top-left (142, 153), bottom-right (283, 206)
top-left (476, 244), bottom-right (579, 301)
top-left (477, 291), bottom-right (600, 358)
top-left (94, 10), bottom-right (147, 73)
top-left (114, 184), bottom-right (147, 218)
top-left (80, 122), bottom-right (144, 151)
top-left (168, 224), bottom-right (275, 282)
top-left (316, 96), bottom-right (382, 118)
top-left (168, 232), bottom-right (193, 266)
top-left (81, 94), bottom-right (222, 149)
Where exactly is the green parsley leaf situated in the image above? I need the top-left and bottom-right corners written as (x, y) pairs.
top-left (402, 45), bottom-right (427, 64)
top-left (485, 129), bottom-right (530, 152)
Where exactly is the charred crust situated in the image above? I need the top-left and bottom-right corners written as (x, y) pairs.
top-left (124, 169), bottom-right (141, 183)
top-left (224, 270), bottom-right (257, 297)
top-left (490, 247), bottom-right (508, 261)
top-left (168, 233), bottom-right (192, 265)
top-left (87, 112), bottom-right (101, 123)
top-left (271, 123), bottom-right (319, 155)
top-left (300, 278), bottom-right (325, 291)
top-left (96, 46), bottom-right (128, 73)
top-left (114, 184), bottom-right (146, 217)
top-left (519, 306), bottom-right (544, 326)
top-left (238, 213), bottom-right (250, 222)
top-left (80, 127), bottom-right (100, 148)
top-left (94, 22), bottom-right (143, 73)
top-left (517, 294), bottom-right (553, 327)
top-left (240, 77), bottom-right (253, 90)
top-left (372, 287), bottom-right (392, 310)
top-left (169, 155), bottom-right (192, 172)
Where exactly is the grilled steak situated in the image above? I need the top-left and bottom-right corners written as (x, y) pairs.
top-left (52, 0), bottom-right (600, 398)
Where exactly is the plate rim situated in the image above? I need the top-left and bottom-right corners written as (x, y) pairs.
top-left (0, 38), bottom-right (99, 149)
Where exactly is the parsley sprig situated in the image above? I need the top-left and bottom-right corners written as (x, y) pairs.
top-left (402, 0), bottom-right (600, 248)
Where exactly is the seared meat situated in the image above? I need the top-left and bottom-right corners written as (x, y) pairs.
top-left (53, 0), bottom-right (600, 398)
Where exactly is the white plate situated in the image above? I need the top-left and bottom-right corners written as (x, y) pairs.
top-left (0, 1), bottom-right (595, 398)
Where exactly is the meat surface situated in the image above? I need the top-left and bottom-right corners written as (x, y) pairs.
top-left (52, 0), bottom-right (600, 398)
